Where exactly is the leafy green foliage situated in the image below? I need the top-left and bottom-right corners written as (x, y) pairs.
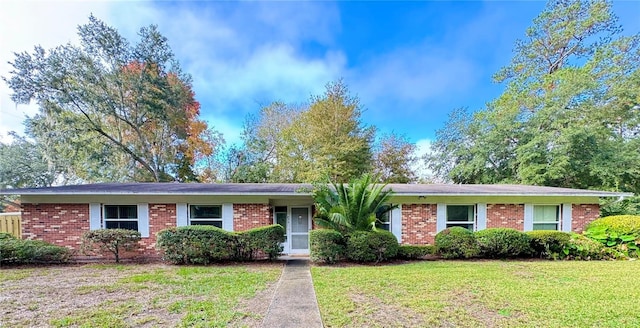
top-left (475, 228), bottom-right (532, 258)
top-left (396, 245), bottom-right (435, 260)
top-left (81, 229), bottom-right (142, 263)
top-left (527, 230), bottom-right (571, 259)
top-left (235, 224), bottom-right (285, 260)
top-left (601, 196), bottom-right (640, 216)
top-left (435, 227), bottom-right (480, 259)
top-left (309, 229), bottom-right (346, 264)
top-left (372, 133), bottom-right (418, 183)
top-left (345, 230), bottom-right (399, 263)
top-left (312, 174), bottom-right (394, 234)
top-left (4, 15), bottom-right (221, 183)
top-left (0, 232), bottom-right (16, 240)
top-left (584, 215), bottom-right (640, 257)
top-left (562, 233), bottom-right (618, 260)
top-left (427, 0), bottom-right (640, 194)
top-left (156, 225), bottom-right (284, 264)
top-left (0, 239), bottom-right (70, 264)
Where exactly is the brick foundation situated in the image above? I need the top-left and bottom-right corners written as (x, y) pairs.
top-left (572, 204), bottom-right (600, 233)
top-left (233, 204), bottom-right (272, 231)
top-left (401, 204), bottom-right (437, 245)
top-left (487, 204), bottom-right (524, 230)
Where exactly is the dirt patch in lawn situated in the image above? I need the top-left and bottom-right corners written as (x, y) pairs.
top-left (346, 292), bottom-right (428, 327)
top-left (0, 262), bottom-right (282, 327)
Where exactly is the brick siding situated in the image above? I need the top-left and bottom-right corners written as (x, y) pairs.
top-left (486, 204), bottom-right (525, 230)
top-left (233, 204), bottom-right (272, 231)
top-left (572, 204), bottom-right (600, 233)
top-left (401, 204), bottom-right (437, 245)
top-left (21, 203), bottom-right (90, 249)
top-left (137, 204), bottom-right (177, 255)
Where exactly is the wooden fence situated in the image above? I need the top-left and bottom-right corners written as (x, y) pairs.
top-left (0, 212), bottom-right (21, 238)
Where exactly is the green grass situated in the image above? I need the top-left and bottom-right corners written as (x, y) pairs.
top-left (58, 265), bottom-right (280, 327)
top-left (312, 261), bottom-right (640, 328)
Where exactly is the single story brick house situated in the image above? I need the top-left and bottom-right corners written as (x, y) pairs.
top-left (0, 183), bottom-right (631, 256)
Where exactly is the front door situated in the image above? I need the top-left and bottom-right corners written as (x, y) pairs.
top-left (274, 206), bottom-right (311, 254)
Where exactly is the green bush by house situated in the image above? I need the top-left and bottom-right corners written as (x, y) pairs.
top-left (527, 230), bottom-right (572, 259)
top-left (156, 224), bottom-right (284, 264)
top-left (435, 227), bottom-right (480, 259)
top-left (346, 230), bottom-right (399, 263)
top-left (396, 245), bottom-right (435, 260)
top-left (309, 229), bottom-right (345, 264)
top-left (0, 238), bottom-right (70, 264)
top-left (584, 215), bottom-right (640, 257)
top-left (81, 229), bottom-right (142, 263)
top-left (475, 228), bottom-right (532, 258)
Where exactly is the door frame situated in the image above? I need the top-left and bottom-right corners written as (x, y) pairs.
top-left (274, 206), bottom-right (311, 255)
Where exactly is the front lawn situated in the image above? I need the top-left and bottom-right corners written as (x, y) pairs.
top-left (0, 263), bottom-right (282, 327)
top-left (312, 260), bottom-right (640, 328)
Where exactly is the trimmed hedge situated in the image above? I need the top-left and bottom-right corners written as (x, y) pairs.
top-left (527, 230), bottom-right (571, 259)
top-left (435, 227), bottom-right (479, 259)
top-left (0, 238), bottom-right (70, 264)
top-left (346, 230), bottom-right (399, 263)
top-left (81, 229), bottom-right (142, 263)
top-left (475, 228), bottom-right (532, 258)
top-left (310, 229), bottom-right (345, 264)
top-left (156, 224), bottom-right (284, 264)
top-left (584, 215), bottom-right (640, 257)
top-left (396, 245), bottom-right (435, 260)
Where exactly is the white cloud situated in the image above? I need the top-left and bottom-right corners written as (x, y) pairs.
top-left (0, 0), bottom-right (110, 143)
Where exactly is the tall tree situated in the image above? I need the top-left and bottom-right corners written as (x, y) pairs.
top-left (372, 133), bottom-right (418, 183)
top-left (283, 80), bottom-right (375, 183)
top-left (428, 0), bottom-right (640, 193)
top-left (4, 15), bottom-right (220, 182)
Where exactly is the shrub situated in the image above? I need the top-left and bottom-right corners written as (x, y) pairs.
top-left (527, 230), bottom-right (571, 259)
top-left (0, 232), bottom-right (16, 240)
top-left (475, 228), bottom-right (532, 258)
top-left (584, 215), bottom-right (640, 257)
top-left (236, 224), bottom-right (285, 260)
top-left (82, 229), bottom-right (142, 263)
top-left (562, 233), bottom-right (619, 260)
top-left (346, 230), bottom-right (399, 263)
top-left (396, 245), bottom-right (435, 260)
top-left (1, 239), bottom-right (70, 264)
top-left (156, 226), bottom-right (235, 264)
top-left (435, 227), bottom-right (480, 259)
top-left (310, 229), bottom-right (345, 264)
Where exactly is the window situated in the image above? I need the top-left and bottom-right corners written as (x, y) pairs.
top-left (446, 205), bottom-right (475, 231)
top-left (104, 205), bottom-right (138, 230)
top-left (376, 205), bottom-right (392, 231)
top-left (533, 205), bottom-right (560, 230)
top-left (189, 205), bottom-right (222, 228)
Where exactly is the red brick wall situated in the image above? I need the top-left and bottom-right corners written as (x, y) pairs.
top-left (233, 204), bottom-right (271, 231)
top-left (486, 204), bottom-right (524, 230)
top-left (401, 204), bottom-right (437, 245)
top-left (138, 204), bottom-right (177, 255)
top-left (572, 204), bottom-right (600, 233)
top-left (21, 203), bottom-right (90, 249)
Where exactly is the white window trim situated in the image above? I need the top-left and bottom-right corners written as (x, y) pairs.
top-left (100, 204), bottom-right (140, 231)
top-left (176, 203), bottom-right (188, 227)
top-left (391, 205), bottom-right (402, 243)
top-left (188, 204), bottom-right (224, 227)
top-left (445, 204), bottom-right (477, 231)
top-left (531, 204), bottom-right (562, 231)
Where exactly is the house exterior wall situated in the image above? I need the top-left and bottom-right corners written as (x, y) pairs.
top-left (138, 204), bottom-right (177, 255)
top-left (486, 204), bottom-right (525, 230)
top-left (233, 203), bottom-right (271, 231)
top-left (572, 204), bottom-right (600, 233)
top-left (21, 203), bottom-right (90, 249)
top-left (401, 204), bottom-right (438, 245)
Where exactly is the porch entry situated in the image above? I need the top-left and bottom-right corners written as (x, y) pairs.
top-left (274, 206), bottom-right (311, 255)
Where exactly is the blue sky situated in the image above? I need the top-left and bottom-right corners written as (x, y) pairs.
top-left (1, 1), bottom-right (639, 155)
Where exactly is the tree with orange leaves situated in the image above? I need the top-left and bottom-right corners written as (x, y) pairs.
top-left (5, 15), bottom-right (222, 182)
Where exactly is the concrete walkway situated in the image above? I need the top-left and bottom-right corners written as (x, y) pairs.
top-left (261, 259), bottom-right (323, 328)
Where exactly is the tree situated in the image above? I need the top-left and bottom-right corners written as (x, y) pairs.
top-left (312, 174), bottom-right (394, 234)
top-left (4, 15), bottom-right (220, 182)
top-left (282, 80), bottom-right (374, 183)
top-left (372, 133), bottom-right (418, 183)
top-left (428, 0), bottom-right (640, 194)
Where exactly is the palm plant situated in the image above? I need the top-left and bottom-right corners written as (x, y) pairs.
top-left (312, 174), bottom-right (395, 233)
